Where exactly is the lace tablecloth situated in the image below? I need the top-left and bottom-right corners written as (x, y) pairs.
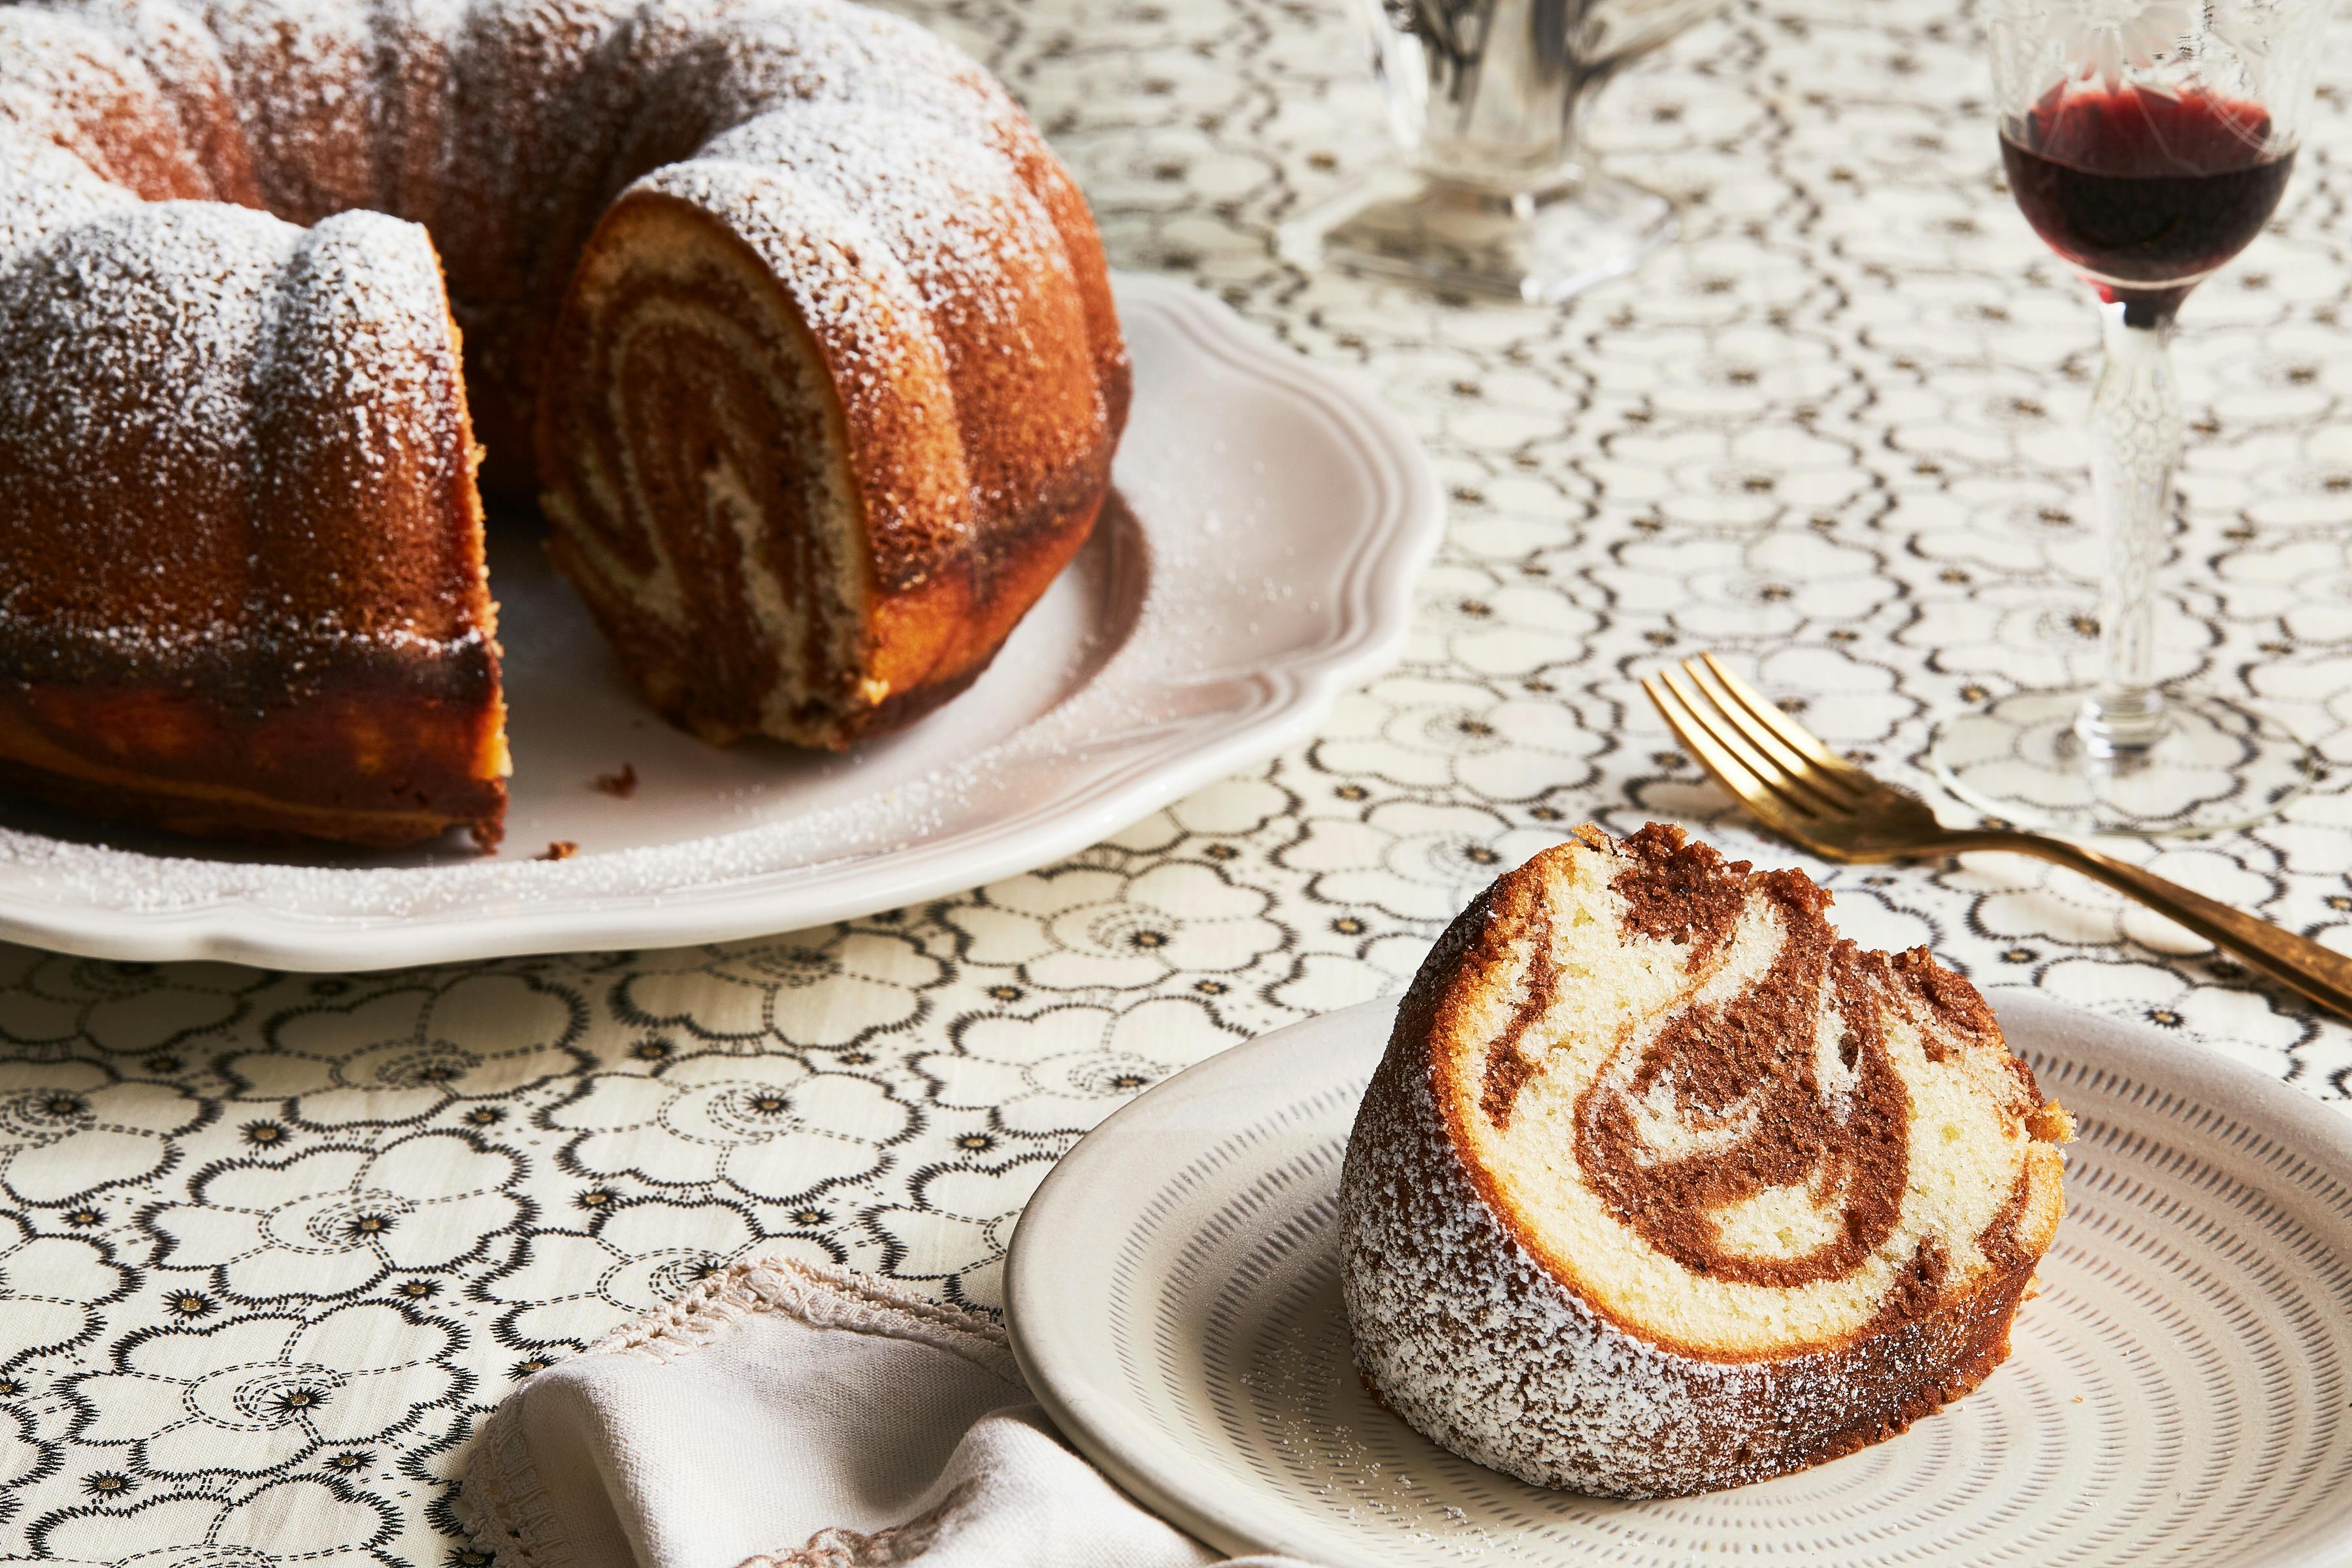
top-left (5, 0), bottom-right (2351, 1561)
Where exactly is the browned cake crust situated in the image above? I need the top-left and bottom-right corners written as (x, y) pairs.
top-left (1339, 825), bottom-right (2071, 1496)
top-left (536, 178), bottom-right (1120, 747)
top-left (0, 126), bottom-right (508, 848)
top-left (0, 0), bottom-right (1125, 845)
top-left (0, 663), bottom-right (506, 850)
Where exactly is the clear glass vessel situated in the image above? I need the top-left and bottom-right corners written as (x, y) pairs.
top-left (1279, 0), bottom-right (1726, 302)
top-left (1929, 0), bottom-right (2329, 836)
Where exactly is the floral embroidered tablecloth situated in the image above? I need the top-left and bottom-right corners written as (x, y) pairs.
top-left (5, 0), bottom-right (2351, 1561)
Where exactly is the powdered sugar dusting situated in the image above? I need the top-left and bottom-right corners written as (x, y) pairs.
top-left (629, 154), bottom-right (920, 405)
top-left (0, 273), bottom-right (1412, 950)
top-left (0, 129), bottom-right (135, 274)
top-left (258, 210), bottom-right (466, 487)
top-left (0, 0), bottom-right (1138, 870)
top-left (711, 108), bottom-right (1054, 317)
top-left (0, 0), bottom-right (1097, 736)
top-left (1337, 843), bottom-right (2056, 1497)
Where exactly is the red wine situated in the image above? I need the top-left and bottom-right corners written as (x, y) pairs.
top-left (2001, 84), bottom-right (2293, 320)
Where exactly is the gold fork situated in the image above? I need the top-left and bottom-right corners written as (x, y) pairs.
top-left (1642, 653), bottom-right (2352, 1024)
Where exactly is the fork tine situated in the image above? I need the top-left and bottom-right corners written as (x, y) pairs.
top-left (1696, 653), bottom-right (1876, 787)
top-left (1655, 666), bottom-right (1844, 819)
top-left (1642, 672), bottom-right (1818, 826)
top-left (1680, 657), bottom-right (1862, 809)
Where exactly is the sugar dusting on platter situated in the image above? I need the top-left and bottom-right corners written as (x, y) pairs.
top-left (0, 274), bottom-right (1440, 965)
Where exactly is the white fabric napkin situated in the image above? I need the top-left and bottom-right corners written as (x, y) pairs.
top-left (463, 1256), bottom-right (1316, 1568)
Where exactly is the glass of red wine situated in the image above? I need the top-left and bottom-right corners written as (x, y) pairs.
top-left (1930, 0), bottom-right (2329, 836)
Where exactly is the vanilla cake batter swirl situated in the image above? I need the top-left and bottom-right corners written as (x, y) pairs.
top-left (1339, 824), bottom-right (2072, 1495)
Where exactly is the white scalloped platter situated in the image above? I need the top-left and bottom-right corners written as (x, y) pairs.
top-left (0, 273), bottom-right (1440, 970)
top-left (1006, 991), bottom-right (2352, 1568)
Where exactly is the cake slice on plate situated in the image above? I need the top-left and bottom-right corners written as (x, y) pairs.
top-left (1339, 822), bottom-right (2073, 1497)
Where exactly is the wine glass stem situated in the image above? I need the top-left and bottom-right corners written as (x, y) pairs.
top-left (2078, 298), bottom-right (2183, 759)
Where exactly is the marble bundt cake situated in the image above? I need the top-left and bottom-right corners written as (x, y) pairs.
top-left (0, 0), bottom-right (1128, 848)
top-left (1339, 823), bottom-right (2073, 1497)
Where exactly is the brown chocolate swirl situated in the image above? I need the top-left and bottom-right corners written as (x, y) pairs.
top-left (1477, 905), bottom-right (1558, 1132)
top-left (1570, 832), bottom-right (1911, 1288)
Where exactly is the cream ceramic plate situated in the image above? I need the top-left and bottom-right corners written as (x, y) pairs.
top-left (0, 273), bottom-right (1439, 970)
top-left (1006, 992), bottom-right (2352, 1568)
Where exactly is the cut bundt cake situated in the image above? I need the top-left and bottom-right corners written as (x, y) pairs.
top-left (0, 195), bottom-right (506, 848)
top-left (1339, 823), bottom-right (2073, 1497)
top-left (0, 0), bottom-right (1128, 847)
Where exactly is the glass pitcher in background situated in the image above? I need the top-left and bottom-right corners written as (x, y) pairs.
top-left (1282, 0), bottom-right (1727, 302)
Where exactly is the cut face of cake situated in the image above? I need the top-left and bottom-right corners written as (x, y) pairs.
top-left (1338, 822), bottom-right (2073, 1497)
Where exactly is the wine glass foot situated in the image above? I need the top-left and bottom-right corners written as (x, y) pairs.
top-left (1277, 167), bottom-right (1676, 303)
top-left (1929, 689), bottom-right (2317, 838)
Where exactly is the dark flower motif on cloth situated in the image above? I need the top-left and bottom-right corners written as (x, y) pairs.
top-left (25, 1475), bottom-right (397, 1566)
top-left (1409, 559), bottom-right (1602, 676)
top-left (943, 863), bottom-right (1284, 991)
top-left (1593, 525), bottom-right (1899, 642)
top-left (0, 953), bottom-right (270, 1063)
top-left (547, 1057), bottom-right (915, 1204)
top-left (1313, 674), bottom-right (1605, 799)
top-left (229, 974), bottom-right (593, 1128)
top-left (1959, 840), bottom-right (2282, 964)
top-left (863, 1154), bottom-right (1060, 1312)
top-left (919, 998), bottom-right (1239, 1139)
top-left (1266, 948), bottom-right (1428, 1019)
top-left (1577, 405), bottom-right (1870, 533)
top-left (147, 1133), bottom-right (527, 1302)
top-left (613, 928), bottom-right (947, 1053)
top-left (1093, 777), bottom-right (1300, 858)
top-left (1895, 578), bottom-right (2209, 690)
top-left (0, 1062), bottom-right (208, 1206)
top-left (480, 1197), bottom-right (837, 1350)
top-left (1282, 799), bottom-right (1561, 922)
top-left (63, 1303), bottom-right (466, 1478)
top-left (2038, 955), bottom-right (2312, 1078)
top-left (0, 1211), bottom-right (134, 1369)
top-left (0, 1399), bottom-right (48, 1527)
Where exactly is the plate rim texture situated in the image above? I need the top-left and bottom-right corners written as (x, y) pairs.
top-left (0, 272), bottom-right (1441, 970)
top-left (1005, 989), bottom-right (2352, 1568)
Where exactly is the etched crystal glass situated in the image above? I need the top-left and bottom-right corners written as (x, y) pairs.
top-left (1929, 0), bottom-right (2328, 836)
top-left (1279, 0), bottom-right (1726, 302)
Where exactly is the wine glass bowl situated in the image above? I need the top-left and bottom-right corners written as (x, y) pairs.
top-left (1928, 0), bottom-right (2330, 837)
top-left (2000, 86), bottom-right (2292, 323)
top-left (1279, 0), bottom-right (1728, 303)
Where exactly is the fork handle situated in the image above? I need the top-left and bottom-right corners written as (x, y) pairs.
top-left (1956, 830), bottom-right (2352, 1023)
